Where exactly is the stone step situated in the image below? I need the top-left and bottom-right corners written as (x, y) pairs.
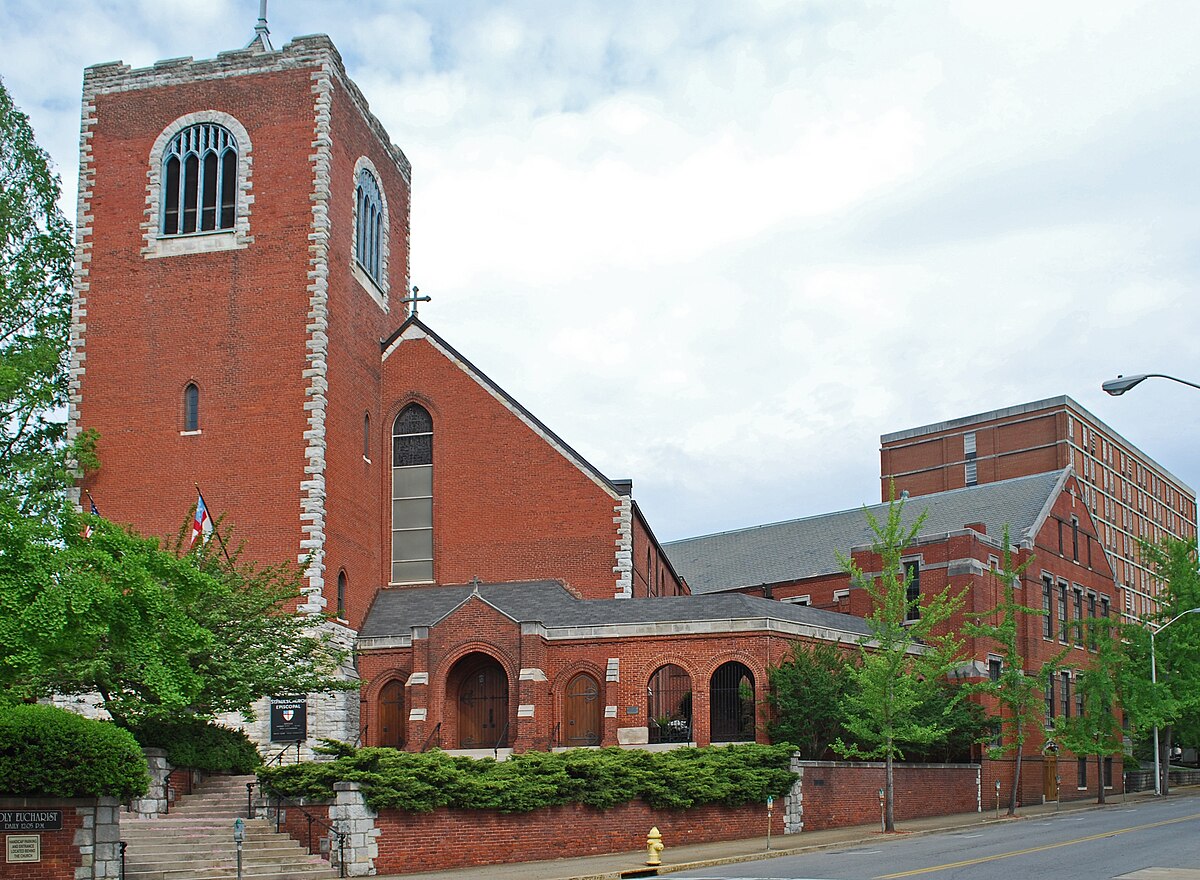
top-left (126, 853), bottom-right (337, 874)
top-left (126, 866), bottom-right (337, 880)
top-left (125, 839), bottom-right (303, 856)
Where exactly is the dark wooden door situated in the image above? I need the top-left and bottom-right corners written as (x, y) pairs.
top-left (564, 673), bottom-right (601, 746)
top-left (458, 662), bottom-right (507, 748)
top-left (379, 679), bottom-right (405, 748)
top-left (1044, 756), bottom-right (1058, 801)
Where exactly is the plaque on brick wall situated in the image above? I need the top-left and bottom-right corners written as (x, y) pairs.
top-left (270, 696), bottom-right (307, 742)
top-left (1, 810), bottom-right (62, 831)
top-left (6, 835), bottom-right (40, 863)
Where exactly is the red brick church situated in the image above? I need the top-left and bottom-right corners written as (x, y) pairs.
top-left (68, 26), bottom-right (1120, 793)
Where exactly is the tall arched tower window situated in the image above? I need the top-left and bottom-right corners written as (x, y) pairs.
top-left (183, 383), bottom-right (200, 432)
top-left (336, 570), bottom-right (347, 620)
top-left (355, 168), bottom-right (384, 284)
top-left (391, 404), bottom-right (433, 583)
top-left (162, 123), bottom-right (238, 235)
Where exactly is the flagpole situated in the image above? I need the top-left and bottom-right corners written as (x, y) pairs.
top-left (194, 483), bottom-right (235, 567)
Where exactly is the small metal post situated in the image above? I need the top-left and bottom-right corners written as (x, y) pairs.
top-left (995, 779), bottom-right (1001, 819)
top-left (879, 789), bottom-right (886, 833)
top-left (1055, 776), bottom-right (1060, 812)
top-left (234, 817), bottom-right (245, 880)
top-left (766, 795), bottom-right (773, 851)
top-left (120, 840), bottom-right (127, 880)
top-left (246, 781), bottom-right (255, 819)
top-left (307, 814), bottom-right (314, 853)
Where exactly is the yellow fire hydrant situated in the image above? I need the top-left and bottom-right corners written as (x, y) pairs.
top-left (646, 826), bottom-right (664, 866)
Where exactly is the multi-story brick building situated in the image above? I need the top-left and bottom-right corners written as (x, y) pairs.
top-left (665, 469), bottom-right (1123, 802)
top-left (879, 397), bottom-right (1198, 622)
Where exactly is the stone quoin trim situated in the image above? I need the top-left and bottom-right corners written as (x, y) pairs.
top-left (613, 497), bottom-right (633, 598)
top-left (351, 155), bottom-right (390, 311)
top-left (298, 62), bottom-right (334, 613)
top-left (65, 84), bottom-right (98, 497)
top-left (142, 110), bottom-right (254, 259)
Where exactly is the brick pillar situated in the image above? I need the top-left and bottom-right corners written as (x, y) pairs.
top-left (331, 782), bottom-right (378, 877)
top-left (514, 666), bottom-right (549, 752)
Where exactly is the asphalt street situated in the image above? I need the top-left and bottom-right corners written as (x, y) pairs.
top-left (673, 794), bottom-right (1200, 880)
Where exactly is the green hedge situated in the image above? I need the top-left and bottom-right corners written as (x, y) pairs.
top-left (128, 718), bottom-right (261, 774)
top-left (259, 742), bottom-right (796, 813)
top-left (0, 705), bottom-right (148, 800)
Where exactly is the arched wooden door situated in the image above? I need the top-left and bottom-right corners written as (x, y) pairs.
top-left (563, 672), bottom-right (601, 746)
top-left (457, 660), bottom-right (508, 748)
top-left (378, 679), bottom-right (405, 748)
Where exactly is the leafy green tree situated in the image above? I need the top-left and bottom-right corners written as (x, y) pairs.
top-left (0, 497), bottom-right (353, 726)
top-left (1053, 616), bottom-right (1124, 804)
top-left (768, 641), bottom-right (855, 759)
top-left (1122, 537), bottom-right (1200, 795)
top-left (831, 491), bottom-right (966, 831)
top-left (962, 527), bottom-right (1050, 815)
top-left (0, 77), bottom-right (75, 511)
top-left (905, 679), bottom-right (992, 763)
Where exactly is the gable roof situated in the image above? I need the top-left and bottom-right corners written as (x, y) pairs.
top-left (663, 469), bottom-right (1070, 594)
top-left (358, 579), bottom-right (873, 645)
top-left (381, 316), bottom-right (624, 496)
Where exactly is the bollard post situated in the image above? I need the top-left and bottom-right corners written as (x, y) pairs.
top-left (879, 789), bottom-right (885, 833)
top-left (995, 779), bottom-right (1001, 819)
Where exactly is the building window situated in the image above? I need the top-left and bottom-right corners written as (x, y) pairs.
top-left (391, 404), bottom-right (433, 584)
top-left (336, 570), bottom-right (347, 620)
top-left (183, 383), bottom-right (200, 432)
top-left (1071, 516), bottom-right (1080, 562)
top-left (1043, 576), bottom-right (1054, 639)
top-left (355, 168), bottom-right (384, 285)
top-left (1077, 758), bottom-right (1087, 789)
top-left (904, 559), bottom-right (920, 621)
top-left (964, 433), bottom-right (977, 485)
top-left (988, 656), bottom-right (1002, 682)
top-left (1073, 588), bottom-right (1083, 646)
top-left (363, 412), bottom-right (371, 461)
top-left (1075, 675), bottom-right (1085, 717)
top-left (1061, 671), bottom-right (1071, 718)
top-left (1058, 582), bottom-right (1069, 644)
top-left (162, 123), bottom-right (237, 235)
top-left (1046, 675), bottom-right (1056, 723)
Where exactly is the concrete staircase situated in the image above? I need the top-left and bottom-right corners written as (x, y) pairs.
top-left (123, 774), bottom-right (339, 880)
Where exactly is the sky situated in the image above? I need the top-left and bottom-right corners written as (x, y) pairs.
top-left (3, 0), bottom-right (1199, 542)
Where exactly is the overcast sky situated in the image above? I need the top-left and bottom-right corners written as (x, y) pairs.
top-left (3, 0), bottom-right (1199, 542)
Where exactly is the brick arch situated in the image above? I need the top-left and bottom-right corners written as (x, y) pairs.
top-left (643, 660), bottom-right (696, 745)
top-left (706, 653), bottom-right (762, 744)
top-left (441, 648), bottom-right (515, 750)
top-left (384, 392), bottom-right (441, 430)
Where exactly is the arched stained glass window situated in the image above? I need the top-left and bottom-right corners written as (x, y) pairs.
top-left (391, 404), bottom-right (432, 583)
top-left (355, 169), bottom-right (384, 284)
top-left (162, 123), bottom-right (237, 235)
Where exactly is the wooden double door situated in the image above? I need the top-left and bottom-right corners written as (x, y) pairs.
top-left (458, 660), bottom-right (508, 749)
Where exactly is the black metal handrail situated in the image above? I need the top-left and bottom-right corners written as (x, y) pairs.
top-left (550, 721), bottom-right (560, 748)
top-left (493, 721), bottom-right (510, 759)
top-left (420, 722), bottom-right (441, 752)
top-left (257, 782), bottom-right (347, 878)
top-left (263, 741), bottom-right (302, 767)
top-left (162, 777), bottom-right (172, 814)
top-left (353, 723), bottom-right (367, 748)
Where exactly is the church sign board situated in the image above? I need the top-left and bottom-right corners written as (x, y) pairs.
top-left (1, 810), bottom-right (62, 832)
top-left (270, 696), bottom-right (307, 742)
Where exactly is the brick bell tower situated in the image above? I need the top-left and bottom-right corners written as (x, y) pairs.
top-left (68, 26), bottom-right (411, 744)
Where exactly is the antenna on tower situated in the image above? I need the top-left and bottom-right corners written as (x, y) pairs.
top-left (247, 0), bottom-right (274, 51)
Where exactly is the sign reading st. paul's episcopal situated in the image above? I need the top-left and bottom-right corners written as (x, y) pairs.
top-left (1, 810), bottom-right (62, 832)
top-left (270, 696), bottom-right (307, 742)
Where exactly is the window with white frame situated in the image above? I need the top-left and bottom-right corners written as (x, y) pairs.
top-left (355, 168), bottom-right (384, 285)
top-left (391, 404), bottom-right (433, 584)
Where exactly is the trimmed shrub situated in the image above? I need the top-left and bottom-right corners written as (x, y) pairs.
top-left (259, 742), bottom-right (796, 814)
top-left (128, 718), bottom-right (261, 773)
top-left (0, 704), bottom-right (149, 800)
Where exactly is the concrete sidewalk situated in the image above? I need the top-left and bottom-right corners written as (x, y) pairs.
top-left (378, 788), bottom-right (1172, 880)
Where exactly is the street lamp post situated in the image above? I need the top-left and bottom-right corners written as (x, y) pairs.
top-left (1149, 608), bottom-right (1200, 796)
top-left (1102, 373), bottom-right (1200, 396)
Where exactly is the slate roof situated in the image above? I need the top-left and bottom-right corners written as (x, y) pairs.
top-left (663, 469), bottom-right (1068, 595)
top-left (358, 580), bottom-right (873, 641)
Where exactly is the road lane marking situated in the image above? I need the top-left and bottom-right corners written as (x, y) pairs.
top-left (874, 812), bottom-right (1200, 879)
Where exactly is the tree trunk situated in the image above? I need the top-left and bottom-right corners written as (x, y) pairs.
top-left (1008, 717), bottom-right (1023, 817)
top-left (1096, 753), bottom-right (1106, 804)
top-left (885, 750), bottom-right (896, 832)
